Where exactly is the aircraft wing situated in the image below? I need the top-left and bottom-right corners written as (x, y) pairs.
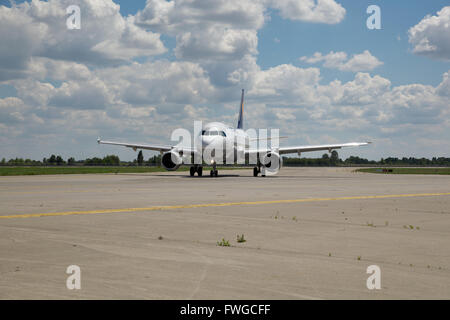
top-left (97, 139), bottom-right (197, 154)
top-left (246, 142), bottom-right (371, 155)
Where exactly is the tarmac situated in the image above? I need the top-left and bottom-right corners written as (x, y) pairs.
top-left (0, 167), bottom-right (449, 299)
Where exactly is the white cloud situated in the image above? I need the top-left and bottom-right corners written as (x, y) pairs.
top-left (134, 0), bottom-right (346, 87)
top-left (0, 0), bottom-right (166, 76)
top-left (97, 60), bottom-right (216, 106)
top-left (409, 6), bottom-right (450, 61)
top-left (0, 97), bottom-right (29, 124)
top-left (269, 0), bottom-right (346, 24)
top-left (136, 0), bottom-right (264, 60)
top-left (437, 70), bottom-right (450, 97)
top-left (4, 63), bottom-right (450, 160)
top-left (91, 16), bottom-right (167, 60)
top-left (135, 0), bottom-right (266, 87)
top-left (174, 27), bottom-right (258, 61)
top-left (135, 0), bottom-right (266, 33)
top-left (327, 72), bottom-right (391, 105)
top-left (28, 57), bottom-right (91, 81)
top-left (249, 64), bottom-right (321, 102)
top-left (0, 6), bottom-right (46, 81)
top-left (300, 50), bottom-right (383, 72)
top-left (48, 79), bottom-right (114, 110)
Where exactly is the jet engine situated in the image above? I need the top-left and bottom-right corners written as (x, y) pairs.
top-left (261, 152), bottom-right (282, 175)
top-left (161, 151), bottom-right (183, 171)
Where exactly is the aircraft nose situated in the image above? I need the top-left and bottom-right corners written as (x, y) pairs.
top-left (202, 136), bottom-right (213, 147)
top-left (202, 136), bottom-right (221, 148)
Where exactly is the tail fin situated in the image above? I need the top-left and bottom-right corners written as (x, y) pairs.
top-left (237, 89), bottom-right (244, 129)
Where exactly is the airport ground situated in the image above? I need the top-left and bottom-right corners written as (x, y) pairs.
top-left (0, 167), bottom-right (449, 299)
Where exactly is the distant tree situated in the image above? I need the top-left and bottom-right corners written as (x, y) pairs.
top-left (84, 157), bottom-right (103, 166)
top-left (1, 158), bottom-right (5, 165)
top-left (321, 153), bottom-right (330, 166)
top-left (103, 155), bottom-right (120, 166)
top-left (137, 150), bottom-right (144, 166)
top-left (84, 155), bottom-right (120, 166)
top-left (147, 154), bottom-right (161, 166)
top-left (330, 150), bottom-right (340, 166)
top-left (67, 157), bottom-right (76, 166)
top-left (344, 156), bottom-right (370, 165)
top-left (56, 155), bottom-right (65, 166)
top-left (48, 154), bottom-right (57, 165)
top-left (8, 158), bottom-right (24, 165)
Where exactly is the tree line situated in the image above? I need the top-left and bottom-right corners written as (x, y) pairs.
top-left (1, 151), bottom-right (450, 167)
top-left (0, 152), bottom-right (159, 167)
top-left (283, 152), bottom-right (450, 167)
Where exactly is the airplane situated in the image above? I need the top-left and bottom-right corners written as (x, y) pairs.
top-left (98, 89), bottom-right (370, 177)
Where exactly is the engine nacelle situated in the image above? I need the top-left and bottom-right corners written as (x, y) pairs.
top-left (261, 152), bottom-right (282, 175)
top-left (161, 151), bottom-right (183, 171)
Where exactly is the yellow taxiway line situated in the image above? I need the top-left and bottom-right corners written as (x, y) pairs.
top-left (1, 192), bottom-right (449, 220)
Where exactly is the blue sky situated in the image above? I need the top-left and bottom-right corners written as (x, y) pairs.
top-left (107, 0), bottom-right (450, 86)
top-left (259, 0), bottom-right (450, 86)
top-left (0, 0), bottom-right (449, 161)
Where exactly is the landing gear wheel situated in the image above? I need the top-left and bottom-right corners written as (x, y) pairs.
top-left (253, 167), bottom-right (259, 177)
top-left (261, 166), bottom-right (266, 177)
top-left (197, 167), bottom-right (203, 177)
top-left (190, 166), bottom-right (195, 177)
top-left (210, 169), bottom-right (218, 177)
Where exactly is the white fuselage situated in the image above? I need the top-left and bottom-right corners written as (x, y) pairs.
top-left (199, 122), bottom-right (249, 164)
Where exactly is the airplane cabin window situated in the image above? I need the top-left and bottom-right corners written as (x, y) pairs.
top-left (201, 130), bottom-right (225, 136)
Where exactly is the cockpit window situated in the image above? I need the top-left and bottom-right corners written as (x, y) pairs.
top-left (201, 130), bottom-right (226, 137)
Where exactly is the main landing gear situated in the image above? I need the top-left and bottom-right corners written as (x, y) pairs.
top-left (190, 165), bottom-right (203, 177)
top-left (253, 166), bottom-right (265, 177)
top-left (189, 164), bottom-right (218, 177)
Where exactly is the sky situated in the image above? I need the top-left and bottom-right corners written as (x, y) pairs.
top-left (0, 0), bottom-right (449, 161)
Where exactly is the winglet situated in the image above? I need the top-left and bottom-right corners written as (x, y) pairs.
top-left (237, 89), bottom-right (244, 129)
top-left (97, 137), bottom-right (101, 144)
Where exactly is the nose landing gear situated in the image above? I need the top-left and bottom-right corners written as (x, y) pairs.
top-left (190, 165), bottom-right (203, 177)
top-left (210, 161), bottom-right (218, 177)
top-left (209, 162), bottom-right (219, 177)
top-left (210, 169), bottom-right (218, 177)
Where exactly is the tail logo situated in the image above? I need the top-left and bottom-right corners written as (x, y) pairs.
top-left (237, 89), bottom-right (244, 129)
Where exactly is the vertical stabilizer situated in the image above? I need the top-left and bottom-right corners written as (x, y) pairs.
top-left (237, 89), bottom-right (244, 129)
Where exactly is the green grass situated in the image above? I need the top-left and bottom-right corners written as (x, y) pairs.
top-left (0, 165), bottom-right (244, 176)
top-left (356, 168), bottom-right (450, 175)
top-left (217, 238), bottom-right (231, 247)
top-left (236, 234), bottom-right (246, 243)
